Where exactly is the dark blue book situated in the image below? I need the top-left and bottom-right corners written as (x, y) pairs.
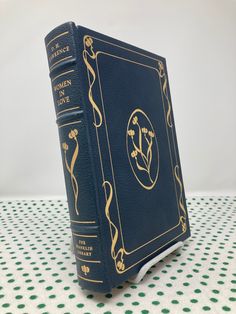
top-left (44, 22), bottom-right (191, 293)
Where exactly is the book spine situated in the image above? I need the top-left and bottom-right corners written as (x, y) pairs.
top-left (44, 22), bottom-right (110, 292)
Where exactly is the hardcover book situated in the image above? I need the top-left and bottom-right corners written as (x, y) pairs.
top-left (44, 22), bottom-right (191, 292)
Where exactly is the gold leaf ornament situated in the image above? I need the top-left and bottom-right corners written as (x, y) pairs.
top-left (126, 109), bottom-right (159, 190)
top-left (103, 180), bottom-right (127, 273)
top-left (85, 36), bottom-right (93, 47)
top-left (156, 61), bottom-right (172, 128)
top-left (62, 129), bottom-right (79, 215)
top-left (68, 129), bottom-right (78, 139)
top-left (174, 165), bottom-right (187, 233)
top-left (62, 142), bottom-right (68, 151)
top-left (83, 36), bottom-right (103, 128)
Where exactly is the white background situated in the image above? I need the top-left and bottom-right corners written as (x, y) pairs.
top-left (0, 0), bottom-right (236, 198)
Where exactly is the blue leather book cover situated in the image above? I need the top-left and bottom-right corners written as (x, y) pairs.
top-left (45, 22), bottom-right (191, 292)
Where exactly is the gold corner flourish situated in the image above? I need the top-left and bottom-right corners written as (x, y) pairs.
top-left (157, 61), bottom-right (172, 128)
top-left (62, 129), bottom-right (79, 215)
top-left (83, 36), bottom-right (103, 128)
top-left (103, 180), bottom-right (127, 273)
top-left (174, 165), bottom-right (187, 232)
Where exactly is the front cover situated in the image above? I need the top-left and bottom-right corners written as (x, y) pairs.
top-left (78, 26), bottom-right (191, 286)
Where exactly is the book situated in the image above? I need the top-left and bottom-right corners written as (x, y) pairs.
top-left (44, 22), bottom-right (191, 293)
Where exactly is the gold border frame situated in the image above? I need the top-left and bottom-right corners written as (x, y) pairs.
top-left (95, 52), bottom-right (181, 248)
top-left (83, 36), bottom-right (187, 273)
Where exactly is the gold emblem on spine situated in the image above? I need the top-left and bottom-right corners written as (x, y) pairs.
top-left (81, 265), bottom-right (90, 276)
top-left (83, 36), bottom-right (103, 127)
top-left (126, 109), bottom-right (159, 190)
top-left (103, 181), bottom-right (127, 273)
top-left (62, 129), bottom-right (79, 215)
top-left (157, 61), bottom-right (172, 128)
top-left (174, 165), bottom-right (187, 232)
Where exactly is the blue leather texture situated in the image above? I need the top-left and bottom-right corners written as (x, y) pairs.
top-left (45, 22), bottom-right (191, 292)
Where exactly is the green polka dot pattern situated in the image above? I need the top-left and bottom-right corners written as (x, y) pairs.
top-left (0, 197), bottom-right (235, 313)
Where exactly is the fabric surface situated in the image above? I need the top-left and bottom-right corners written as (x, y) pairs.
top-left (0, 197), bottom-right (235, 314)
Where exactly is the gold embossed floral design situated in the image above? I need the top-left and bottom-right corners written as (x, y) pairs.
top-left (62, 129), bottom-right (79, 215)
top-left (126, 109), bottom-right (159, 190)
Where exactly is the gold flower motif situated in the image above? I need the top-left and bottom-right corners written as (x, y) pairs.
top-left (116, 260), bottom-right (125, 271)
top-left (128, 129), bottom-right (135, 137)
top-left (148, 130), bottom-right (155, 138)
top-left (132, 116), bottom-right (138, 125)
top-left (142, 127), bottom-right (148, 134)
top-left (81, 265), bottom-right (90, 275)
top-left (131, 150), bottom-right (138, 158)
top-left (62, 142), bottom-right (68, 151)
top-left (180, 216), bottom-right (187, 233)
top-left (158, 61), bottom-right (164, 71)
top-left (69, 129), bottom-right (78, 139)
top-left (85, 37), bottom-right (93, 47)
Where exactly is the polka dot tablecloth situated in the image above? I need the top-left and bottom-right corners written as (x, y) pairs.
top-left (0, 197), bottom-right (236, 314)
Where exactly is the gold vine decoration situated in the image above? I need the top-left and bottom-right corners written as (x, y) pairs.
top-left (128, 115), bottom-right (155, 185)
top-left (157, 61), bottom-right (173, 128)
top-left (62, 129), bottom-right (79, 215)
top-left (103, 181), bottom-right (127, 273)
top-left (82, 36), bottom-right (103, 128)
top-left (174, 165), bottom-right (187, 232)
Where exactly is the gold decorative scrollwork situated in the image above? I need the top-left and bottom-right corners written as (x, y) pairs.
top-left (157, 61), bottom-right (173, 128)
top-left (174, 165), bottom-right (187, 232)
top-left (62, 129), bottom-right (79, 215)
top-left (83, 36), bottom-right (103, 127)
top-left (103, 180), bottom-right (127, 273)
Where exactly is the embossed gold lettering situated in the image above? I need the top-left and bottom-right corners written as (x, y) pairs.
top-left (57, 96), bottom-right (70, 105)
top-left (53, 80), bottom-right (72, 92)
top-left (53, 79), bottom-right (72, 106)
top-left (76, 241), bottom-right (94, 257)
top-left (49, 45), bottom-right (70, 62)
